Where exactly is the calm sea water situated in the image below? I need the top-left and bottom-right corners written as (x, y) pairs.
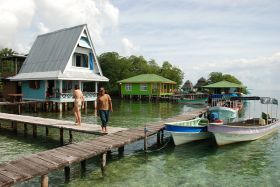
top-left (0, 90), bottom-right (280, 187)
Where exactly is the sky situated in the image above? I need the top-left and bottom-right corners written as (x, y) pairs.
top-left (0, 0), bottom-right (280, 92)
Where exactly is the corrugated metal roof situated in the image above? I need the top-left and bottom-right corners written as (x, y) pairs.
top-left (117, 74), bottom-right (176, 84)
top-left (19, 24), bottom-right (85, 74)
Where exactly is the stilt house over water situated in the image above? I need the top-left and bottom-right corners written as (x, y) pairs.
top-left (118, 74), bottom-right (176, 99)
top-left (10, 24), bottom-right (109, 110)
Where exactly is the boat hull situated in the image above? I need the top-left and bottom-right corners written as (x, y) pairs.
top-left (208, 120), bottom-right (280, 146)
top-left (165, 120), bottom-right (211, 145)
top-left (170, 131), bottom-right (211, 146)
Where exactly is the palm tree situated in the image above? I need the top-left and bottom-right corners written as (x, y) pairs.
top-left (0, 48), bottom-right (16, 57)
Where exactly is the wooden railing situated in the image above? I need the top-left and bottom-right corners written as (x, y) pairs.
top-left (51, 92), bottom-right (97, 100)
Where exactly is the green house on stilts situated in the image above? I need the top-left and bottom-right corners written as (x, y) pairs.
top-left (117, 74), bottom-right (176, 99)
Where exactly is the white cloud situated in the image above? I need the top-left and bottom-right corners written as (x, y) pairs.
top-left (121, 37), bottom-right (139, 56)
top-left (185, 52), bottom-right (280, 90)
top-left (36, 0), bottom-right (119, 44)
top-left (0, 0), bottom-right (35, 48)
top-left (37, 22), bottom-right (49, 34)
top-left (0, 0), bottom-right (119, 53)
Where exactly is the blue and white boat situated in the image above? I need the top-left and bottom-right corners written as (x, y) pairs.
top-left (165, 118), bottom-right (211, 146)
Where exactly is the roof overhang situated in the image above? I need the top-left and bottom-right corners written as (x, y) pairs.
top-left (9, 70), bottom-right (109, 82)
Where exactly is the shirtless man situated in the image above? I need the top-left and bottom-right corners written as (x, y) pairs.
top-left (73, 85), bottom-right (84, 125)
top-left (97, 87), bottom-right (113, 133)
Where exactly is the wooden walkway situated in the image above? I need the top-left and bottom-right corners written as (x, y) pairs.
top-left (0, 108), bottom-right (208, 187)
top-left (0, 112), bottom-right (127, 139)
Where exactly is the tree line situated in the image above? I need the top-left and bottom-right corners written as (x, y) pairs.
top-left (98, 52), bottom-right (184, 94)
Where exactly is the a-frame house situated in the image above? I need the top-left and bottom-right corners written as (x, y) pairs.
top-left (10, 24), bottom-right (109, 111)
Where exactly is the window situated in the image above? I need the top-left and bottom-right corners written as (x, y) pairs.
top-left (76, 55), bottom-right (82, 67)
top-left (140, 83), bottom-right (148, 91)
top-left (29, 80), bottom-right (40, 89)
top-left (125, 84), bottom-right (132, 91)
top-left (73, 53), bottom-right (89, 68)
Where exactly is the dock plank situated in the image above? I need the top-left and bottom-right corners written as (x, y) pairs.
top-left (0, 173), bottom-right (13, 187)
top-left (0, 163), bottom-right (32, 182)
top-left (0, 112), bottom-right (127, 135)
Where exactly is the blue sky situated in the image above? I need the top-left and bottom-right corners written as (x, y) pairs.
top-left (0, 0), bottom-right (280, 92)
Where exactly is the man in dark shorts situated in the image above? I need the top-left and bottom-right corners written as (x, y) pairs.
top-left (97, 87), bottom-right (113, 133)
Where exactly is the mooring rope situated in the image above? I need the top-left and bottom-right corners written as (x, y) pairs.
top-left (144, 136), bottom-right (172, 153)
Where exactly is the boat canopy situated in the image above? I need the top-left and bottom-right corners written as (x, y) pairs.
top-left (260, 97), bottom-right (278, 105)
top-left (230, 96), bottom-right (260, 101)
top-left (230, 96), bottom-right (278, 105)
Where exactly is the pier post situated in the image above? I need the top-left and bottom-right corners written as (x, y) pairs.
top-left (69, 130), bottom-right (73, 143)
top-left (160, 130), bottom-right (164, 143)
top-left (41, 174), bottom-right (48, 187)
top-left (64, 166), bottom-right (70, 182)
top-left (118, 146), bottom-right (124, 157)
top-left (81, 160), bottom-right (86, 173)
top-left (45, 127), bottom-right (49, 136)
top-left (144, 127), bottom-right (148, 152)
top-left (24, 123), bottom-right (27, 136)
top-left (33, 125), bottom-right (37, 138)
top-left (60, 128), bottom-right (64, 146)
top-left (100, 153), bottom-right (107, 176)
top-left (34, 103), bottom-right (37, 113)
top-left (12, 121), bottom-right (17, 134)
top-left (157, 132), bottom-right (161, 147)
top-left (18, 104), bottom-right (21, 114)
top-left (58, 103), bottom-right (62, 113)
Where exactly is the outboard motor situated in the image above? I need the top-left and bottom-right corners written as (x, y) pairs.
top-left (210, 112), bottom-right (219, 121)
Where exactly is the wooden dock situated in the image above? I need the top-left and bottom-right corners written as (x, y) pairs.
top-left (0, 108), bottom-right (208, 187)
top-left (0, 112), bottom-right (127, 145)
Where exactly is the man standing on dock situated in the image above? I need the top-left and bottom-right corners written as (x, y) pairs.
top-left (97, 87), bottom-right (113, 133)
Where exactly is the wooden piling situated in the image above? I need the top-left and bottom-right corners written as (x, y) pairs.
top-left (41, 174), bottom-right (48, 187)
top-left (60, 128), bottom-right (64, 145)
top-left (33, 125), bottom-right (37, 138)
top-left (118, 146), bottom-right (124, 157)
top-left (157, 131), bottom-right (161, 147)
top-left (18, 104), bottom-right (21, 114)
top-left (24, 123), bottom-right (27, 136)
top-left (69, 130), bottom-right (73, 143)
top-left (160, 129), bottom-right (164, 143)
top-left (144, 127), bottom-right (148, 152)
top-left (100, 153), bottom-right (107, 176)
top-left (64, 166), bottom-right (70, 182)
top-left (12, 121), bottom-right (17, 134)
top-left (46, 127), bottom-right (49, 136)
top-left (81, 160), bottom-right (86, 173)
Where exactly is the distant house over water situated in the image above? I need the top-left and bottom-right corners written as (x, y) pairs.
top-left (202, 80), bottom-right (245, 94)
top-left (194, 77), bottom-right (207, 92)
top-left (0, 54), bottom-right (26, 100)
top-left (117, 74), bottom-right (176, 99)
top-left (10, 24), bottom-right (108, 111)
top-left (181, 80), bottom-right (193, 93)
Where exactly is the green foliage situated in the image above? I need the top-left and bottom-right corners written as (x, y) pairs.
top-left (0, 48), bottom-right (16, 58)
top-left (207, 72), bottom-right (247, 93)
top-left (208, 72), bottom-right (223, 83)
top-left (98, 52), bottom-right (184, 95)
top-left (208, 72), bottom-right (241, 85)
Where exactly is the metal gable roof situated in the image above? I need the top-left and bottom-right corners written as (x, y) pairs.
top-left (19, 24), bottom-right (85, 74)
top-left (117, 74), bottom-right (176, 84)
top-left (202, 80), bottom-right (244, 88)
